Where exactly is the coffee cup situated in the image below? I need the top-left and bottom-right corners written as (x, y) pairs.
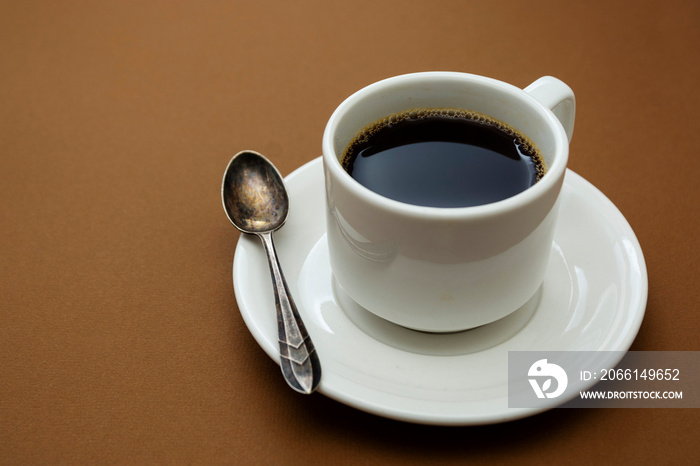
top-left (321, 72), bottom-right (575, 332)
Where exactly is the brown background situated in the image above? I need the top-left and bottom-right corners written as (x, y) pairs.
top-left (1, 0), bottom-right (698, 464)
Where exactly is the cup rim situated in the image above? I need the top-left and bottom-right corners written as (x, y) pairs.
top-left (322, 71), bottom-right (570, 219)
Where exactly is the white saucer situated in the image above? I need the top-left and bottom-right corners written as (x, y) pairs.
top-left (232, 157), bottom-right (647, 425)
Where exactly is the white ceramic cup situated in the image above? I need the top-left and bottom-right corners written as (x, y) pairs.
top-left (322, 72), bottom-right (575, 332)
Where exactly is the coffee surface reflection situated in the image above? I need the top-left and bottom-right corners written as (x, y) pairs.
top-left (341, 109), bottom-right (545, 208)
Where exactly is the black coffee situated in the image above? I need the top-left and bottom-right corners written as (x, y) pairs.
top-left (341, 109), bottom-right (545, 208)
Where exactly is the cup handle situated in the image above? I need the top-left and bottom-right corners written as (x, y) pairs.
top-left (524, 76), bottom-right (575, 143)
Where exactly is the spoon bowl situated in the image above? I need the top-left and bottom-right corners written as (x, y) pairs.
top-left (222, 150), bottom-right (321, 394)
top-left (222, 152), bottom-right (289, 234)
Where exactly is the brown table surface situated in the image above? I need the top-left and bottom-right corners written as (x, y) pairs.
top-left (2, 0), bottom-right (699, 464)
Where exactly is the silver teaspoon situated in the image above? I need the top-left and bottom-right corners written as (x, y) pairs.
top-left (221, 150), bottom-right (321, 394)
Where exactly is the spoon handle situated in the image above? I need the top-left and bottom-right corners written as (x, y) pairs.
top-left (258, 231), bottom-right (321, 394)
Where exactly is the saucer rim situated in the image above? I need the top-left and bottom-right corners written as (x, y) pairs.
top-left (232, 157), bottom-right (647, 425)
